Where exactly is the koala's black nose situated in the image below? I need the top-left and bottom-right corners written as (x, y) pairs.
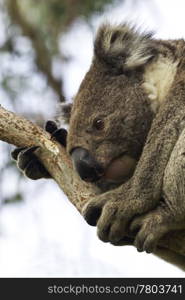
top-left (71, 148), bottom-right (104, 182)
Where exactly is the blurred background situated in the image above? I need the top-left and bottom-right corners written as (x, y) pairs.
top-left (0, 0), bottom-right (185, 277)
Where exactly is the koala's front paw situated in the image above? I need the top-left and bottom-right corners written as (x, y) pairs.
top-left (130, 213), bottom-right (169, 253)
top-left (97, 201), bottom-right (132, 243)
top-left (11, 146), bottom-right (51, 179)
top-left (11, 120), bottom-right (68, 180)
top-left (83, 194), bottom-right (133, 243)
top-left (45, 120), bottom-right (67, 147)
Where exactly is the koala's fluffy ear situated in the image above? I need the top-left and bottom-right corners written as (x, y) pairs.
top-left (94, 23), bottom-right (157, 71)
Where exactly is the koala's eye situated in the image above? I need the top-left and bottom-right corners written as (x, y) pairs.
top-left (93, 118), bottom-right (104, 131)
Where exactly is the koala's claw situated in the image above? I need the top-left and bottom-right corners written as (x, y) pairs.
top-left (51, 128), bottom-right (67, 147)
top-left (134, 230), bottom-right (157, 253)
top-left (44, 120), bottom-right (67, 146)
top-left (82, 196), bottom-right (109, 226)
top-left (97, 224), bottom-right (111, 242)
top-left (45, 120), bottom-right (58, 133)
top-left (12, 146), bottom-right (51, 180)
top-left (15, 146), bottom-right (39, 170)
top-left (45, 120), bottom-right (67, 147)
top-left (82, 202), bottom-right (102, 226)
top-left (96, 202), bottom-right (128, 243)
top-left (131, 214), bottom-right (168, 253)
top-left (108, 218), bottom-right (128, 243)
top-left (96, 203), bottom-right (117, 242)
top-left (11, 146), bottom-right (28, 160)
top-left (11, 120), bottom-right (68, 180)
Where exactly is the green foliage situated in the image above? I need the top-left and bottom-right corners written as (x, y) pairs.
top-left (18, 0), bottom-right (116, 55)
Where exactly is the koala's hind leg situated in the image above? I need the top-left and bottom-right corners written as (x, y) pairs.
top-left (131, 127), bottom-right (185, 253)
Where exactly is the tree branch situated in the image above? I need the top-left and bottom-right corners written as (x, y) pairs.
top-left (0, 105), bottom-right (98, 211)
top-left (0, 105), bottom-right (185, 270)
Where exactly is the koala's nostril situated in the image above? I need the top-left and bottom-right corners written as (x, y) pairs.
top-left (71, 147), bottom-right (104, 182)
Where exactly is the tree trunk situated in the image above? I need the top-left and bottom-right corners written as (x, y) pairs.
top-left (0, 105), bottom-right (185, 270)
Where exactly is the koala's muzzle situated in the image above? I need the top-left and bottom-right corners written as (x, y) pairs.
top-left (71, 148), bottom-right (104, 182)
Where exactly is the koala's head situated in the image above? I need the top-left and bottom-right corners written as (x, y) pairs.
top-left (66, 23), bottom-right (157, 190)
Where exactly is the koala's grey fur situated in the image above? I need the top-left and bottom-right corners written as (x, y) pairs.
top-left (13, 22), bottom-right (185, 268)
top-left (66, 23), bottom-right (185, 257)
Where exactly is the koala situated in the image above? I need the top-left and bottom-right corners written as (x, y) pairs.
top-left (12, 23), bottom-right (185, 255)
